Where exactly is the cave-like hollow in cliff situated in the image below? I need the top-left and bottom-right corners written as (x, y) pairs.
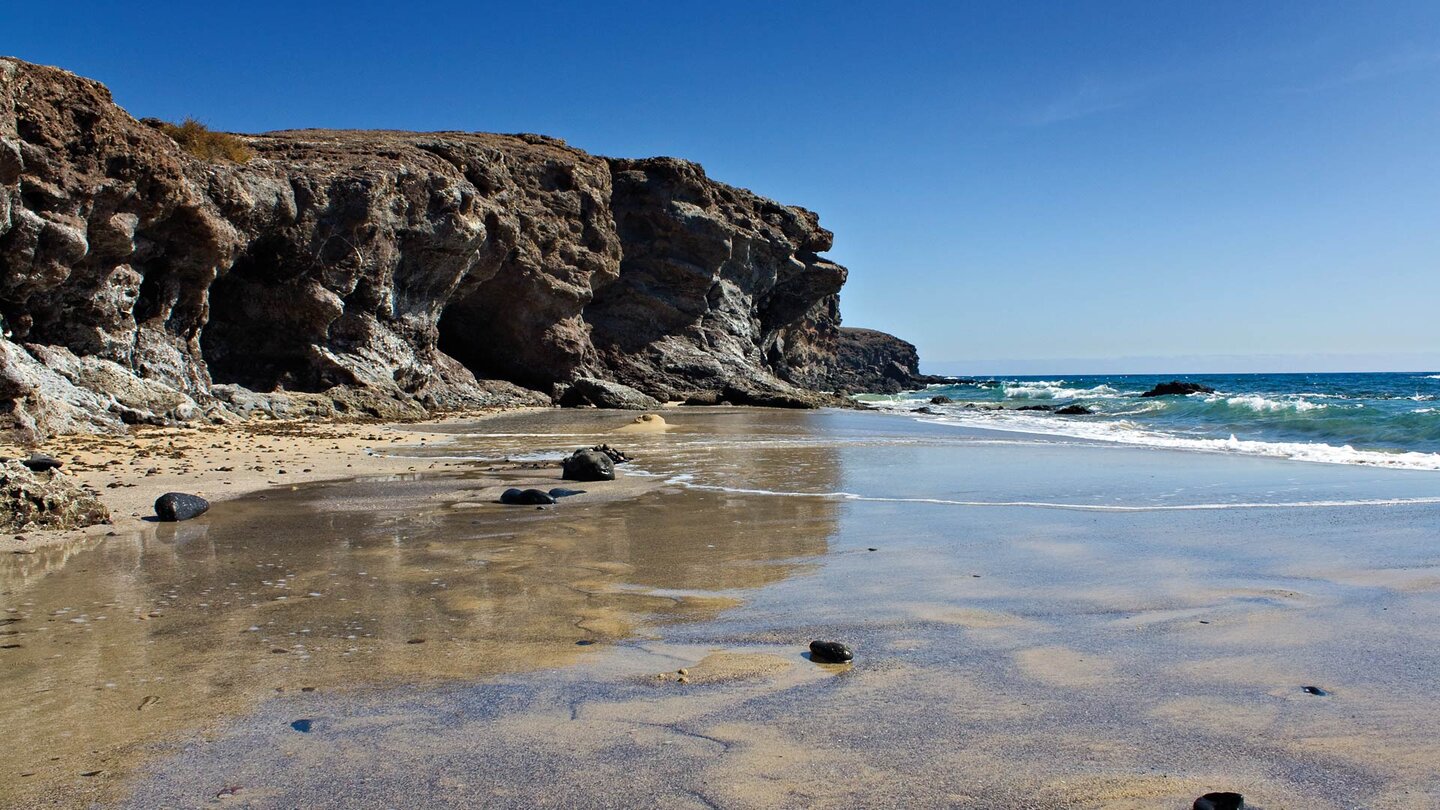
top-left (199, 236), bottom-right (360, 394)
top-left (437, 280), bottom-right (557, 393)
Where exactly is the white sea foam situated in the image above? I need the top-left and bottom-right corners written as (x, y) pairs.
top-left (651, 478), bottom-right (1440, 512)
top-left (1001, 380), bottom-right (1121, 400)
top-left (867, 401), bottom-right (1440, 471)
top-left (1208, 394), bottom-right (1328, 413)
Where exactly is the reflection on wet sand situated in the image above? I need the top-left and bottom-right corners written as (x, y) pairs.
top-left (9, 408), bottom-right (1440, 809)
top-left (0, 433), bottom-right (841, 809)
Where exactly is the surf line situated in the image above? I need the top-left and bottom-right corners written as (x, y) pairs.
top-left (651, 477), bottom-right (1440, 512)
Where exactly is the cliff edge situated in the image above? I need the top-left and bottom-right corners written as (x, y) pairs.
top-left (0, 58), bottom-right (927, 441)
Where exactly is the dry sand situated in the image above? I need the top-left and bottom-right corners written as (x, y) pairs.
top-left (1, 409), bottom-right (552, 554)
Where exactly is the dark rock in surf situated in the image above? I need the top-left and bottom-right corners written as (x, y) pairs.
top-left (1193, 792), bottom-right (1244, 810)
top-left (500, 488), bottom-right (555, 505)
top-left (1139, 381), bottom-right (1215, 398)
top-left (1056, 404), bottom-right (1095, 415)
top-left (808, 640), bottom-right (854, 663)
top-left (20, 454), bottom-right (62, 472)
top-left (154, 492), bottom-right (209, 522)
top-left (562, 449), bottom-right (615, 481)
top-left (1015, 405), bottom-right (1054, 411)
top-left (589, 444), bottom-right (631, 464)
top-left (929, 395), bottom-right (952, 405)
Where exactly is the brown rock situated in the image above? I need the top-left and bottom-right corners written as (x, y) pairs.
top-left (1, 58), bottom-right (923, 439)
top-left (0, 460), bottom-right (110, 531)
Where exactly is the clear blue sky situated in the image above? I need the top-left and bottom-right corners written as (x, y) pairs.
top-left (5, 1), bottom-right (1439, 374)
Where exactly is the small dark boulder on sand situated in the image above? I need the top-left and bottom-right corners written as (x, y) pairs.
top-left (929, 395), bottom-right (953, 405)
top-left (1140, 381), bottom-right (1215, 397)
top-left (1193, 792), bottom-right (1244, 810)
top-left (808, 640), bottom-right (854, 663)
top-left (562, 449), bottom-right (615, 481)
top-left (1056, 404), bottom-right (1095, 415)
top-left (500, 488), bottom-right (556, 505)
top-left (499, 488), bottom-right (588, 505)
top-left (1302, 685), bottom-right (1329, 696)
top-left (21, 454), bottom-right (63, 472)
top-left (154, 492), bottom-right (209, 521)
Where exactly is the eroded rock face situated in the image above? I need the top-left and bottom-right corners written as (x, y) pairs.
top-left (0, 460), bottom-right (110, 531)
top-left (556, 377), bottom-right (661, 410)
top-left (817, 327), bottom-right (948, 394)
top-left (1, 58), bottom-right (910, 439)
top-left (586, 157), bottom-right (848, 405)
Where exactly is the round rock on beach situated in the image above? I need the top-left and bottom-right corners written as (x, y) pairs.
top-left (500, 488), bottom-right (556, 505)
top-left (1193, 792), bottom-right (1244, 810)
top-left (154, 492), bottom-right (210, 522)
top-left (20, 453), bottom-right (63, 472)
top-left (809, 640), bottom-right (854, 663)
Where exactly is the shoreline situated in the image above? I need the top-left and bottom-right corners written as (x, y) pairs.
top-left (1, 407), bottom-right (553, 555)
top-left (2, 406), bottom-right (1437, 808)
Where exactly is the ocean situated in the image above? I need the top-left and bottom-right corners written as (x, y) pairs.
top-left (859, 372), bottom-right (1440, 470)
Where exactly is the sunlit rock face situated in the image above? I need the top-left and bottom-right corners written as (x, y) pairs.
top-left (1, 58), bottom-right (913, 440)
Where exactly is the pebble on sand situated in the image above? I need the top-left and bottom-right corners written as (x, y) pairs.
top-left (808, 640), bottom-right (854, 663)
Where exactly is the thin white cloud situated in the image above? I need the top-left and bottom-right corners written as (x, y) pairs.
top-left (1344, 48), bottom-right (1440, 82)
top-left (1289, 47), bottom-right (1440, 92)
top-left (1025, 76), bottom-right (1161, 126)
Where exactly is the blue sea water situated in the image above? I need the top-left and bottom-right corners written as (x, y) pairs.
top-left (859, 372), bottom-right (1440, 470)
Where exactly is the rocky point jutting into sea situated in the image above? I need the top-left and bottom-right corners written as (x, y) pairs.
top-left (0, 57), bottom-right (935, 444)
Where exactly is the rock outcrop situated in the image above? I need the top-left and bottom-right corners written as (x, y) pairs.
top-left (816, 327), bottom-right (949, 394)
top-left (0, 58), bottom-right (922, 441)
top-left (556, 377), bottom-right (661, 410)
top-left (1140, 381), bottom-right (1215, 398)
top-left (0, 459), bottom-right (110, 530)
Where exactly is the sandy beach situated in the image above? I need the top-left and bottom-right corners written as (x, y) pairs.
top-left (2, 406), bottom-right (1439, 808)
top-left (0, 409), bottom-right (553, 555)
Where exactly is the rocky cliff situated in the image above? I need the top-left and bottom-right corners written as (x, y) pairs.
top-left (0, 58), bottom-right (925, 442)
top-left (823, 327), bottom-right (948, 394)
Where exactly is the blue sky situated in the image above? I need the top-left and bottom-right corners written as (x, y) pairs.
top-left (5, 1), bottom-right (1439, 373)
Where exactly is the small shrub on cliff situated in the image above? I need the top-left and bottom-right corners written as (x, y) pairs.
top-left (158, 117), bottom-right (253, 163)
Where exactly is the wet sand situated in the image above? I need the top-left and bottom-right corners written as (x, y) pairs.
top-left (4, 408), bottom-right (1440, 808)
